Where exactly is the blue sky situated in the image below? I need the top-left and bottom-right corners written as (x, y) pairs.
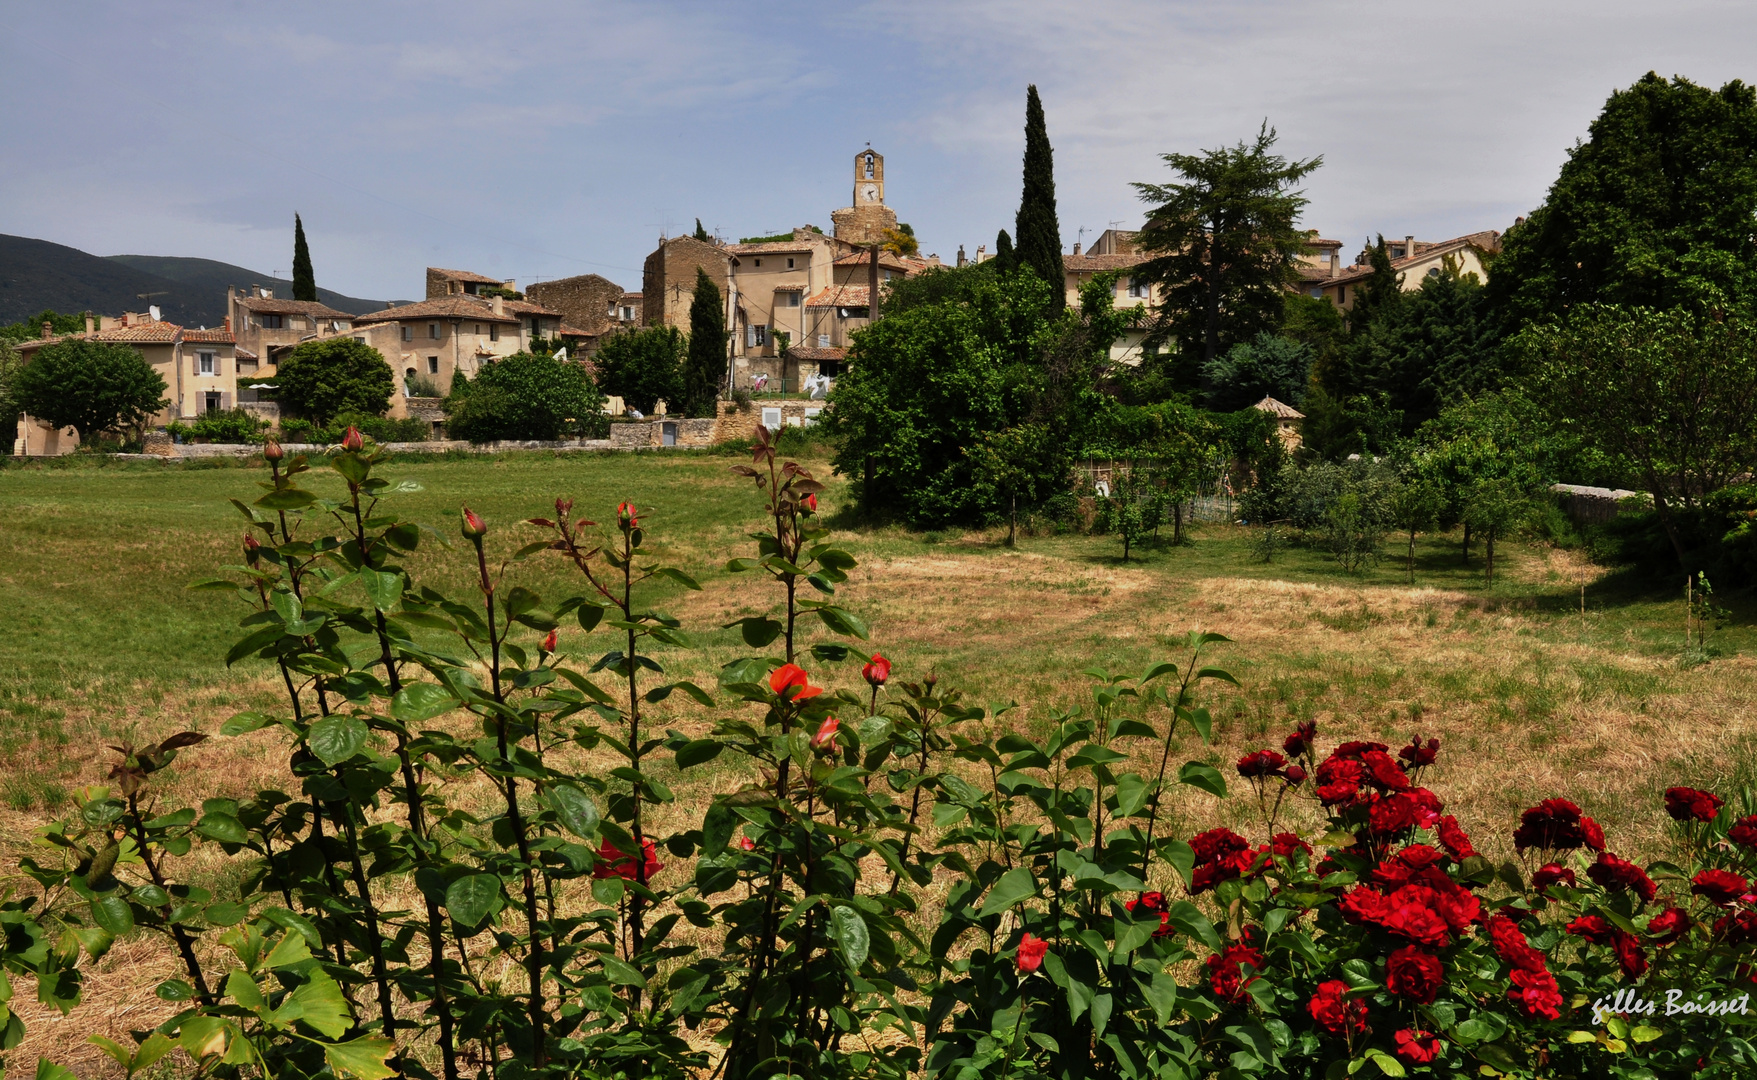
top-left (4, 1), bottom-right (1755, 302)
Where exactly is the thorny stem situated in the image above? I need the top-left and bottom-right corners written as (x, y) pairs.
top-left (126, 791), bottom-right (214, 1006)
top-left (1141, 648), bottom-right (1204, 884)
top-left (336, 794), bottom-right (397, 1039)
top-left (889, 702), bottom-right (936, 896)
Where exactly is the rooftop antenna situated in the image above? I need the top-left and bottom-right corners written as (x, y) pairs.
top-left (1076, 225), bottom-right (1089, 248)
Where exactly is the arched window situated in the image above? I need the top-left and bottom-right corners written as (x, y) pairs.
top-left (863, 152), bottom-right (875, 179)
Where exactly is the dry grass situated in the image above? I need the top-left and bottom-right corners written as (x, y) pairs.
top-left (3, 451), bottom-right (1753, 1072)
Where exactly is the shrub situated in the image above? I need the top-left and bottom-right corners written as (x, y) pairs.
top-left (278, 412), bottom-right (428, 444)
top-left (275, 336), bottom-right (395, 423)
top-left (593, 326), bottom-right (684, 414)
top-left (182, 407), bottom-right (269, 444)
top-left (445, 352), bottom-right (608, 442)
top-left (15, 337), bottom-right (168, 441)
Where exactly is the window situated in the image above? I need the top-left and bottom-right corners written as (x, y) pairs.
top-left (429, 323), bottom-right (440, 339)
top-left (787, 257), bottom-right (795, 269)
top-left (402, 326), bottom-right (412, 342)
top-left (197, 350), bottom-right (216, 375)
top-left (1338, 285), bottom-right (1348, 304)
top-left (817, 334), bottom-right (830, 348)
top-left (354, 335), bottom-right (366, 344)
top-left (620, 305), bottom-right (634, 321)
top-left (754, 258), bottom-right (762, 267)
top-left (428, 356), bottom-right (440, 374)
top-left (1390, 245), bottom-right (1406, 258)
top-left (1426, 266), bottom-right (1441, 277)
top-left (474, 323), bottom-right (482, 335)
top-left (882, 270), bottom-right (892, 281)
top-left (863, 151), bottom-right (875, 179)
top-left (261, 314), bottom-right (284, 329)
top-left (783, 292), bottom-right (800, 307)
top-left (406, 367), bottom-right (417, 379)
top-left (748, 324), bottom-right (767, 348)
top-left (1128, 277), bottom-right (1150, 298)
top-left (1309, 286), bottom-right (1323, 298)
top-left (490, 323), bottom-right (499, 342)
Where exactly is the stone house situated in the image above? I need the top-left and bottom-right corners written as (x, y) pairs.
top-left (1304, 231), bottom-right (1502, 308)
top-left (348, 293), bottom-right (563, 415)
top-left (13, 312), bottom-right (238, 454)
top-left (226, 286), bottom-right (356, 386)
top-left (526, 273), bottom-right (629, 354)
top-left (640, 235), bottom-right (734, 332)
top-left (1252, 395), bottom-right (1305, 450)
top-left (427, 267), bottom-right (514, 298)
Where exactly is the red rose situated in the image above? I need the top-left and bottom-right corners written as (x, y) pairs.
top-left (1691, 868), bottom-right (1752, 907)
top-left (1361, 750), bottom-right (1412, 791)
top-left (739, 835), bottom-right (757, 851)
top-left (1339, 885), bottom-right (1393, 926)
top-left (1125, 891), bottom-right (1174, 938)
top-left (769, 663), bottom-right (823, 701)
top-left (811, 714), bottom-right (840, 750)
top-left (1207, 940), bottom-right (1266, 1002)
top-left (617, 501), bottom-right (639, 529)
top-left (1665, 786), bottom-right (1724, 823)
top-left (1190, 827), bottom-right (1250, 865)
top-left (1398, 736), bottom-right (1440, 769)
top-left (862, 653), bottom-right (891, 687)
top-left (1508, 966), bottom-right (1564, 1020)
top-left (1566, 914), bottom-right (1614, 944)
top-left (1307, 980), bottom-right (1368, 1036)
top-left (1271, 832), bottom-right (1312, 858)
top-left (1381, 895), bottom-right (1452, 947)
top-left (1437, 815), bottom-right (1477, 860)
top-left (1581, 816), bottom-right (1606, 853)
top-left (1282, 721), bottom-right (1316, 757)
top-left (1016, 933), bottom-right (1048, 972)
top-left (1316, 757), bottom-right (1363, 790)
top-left (1612, 930), bottom-right (1648, 978)
top-left (1430, 882), bottom-right (1481, 932)
top-left (1588, 852), bottom-right (1658, 904)
top-left (1393, 1028), bottom-right (1442, 1064)
top-left (801, 492), bottom-right (818, 514)
top-left (1532, 863), bottom-right (1577, 890)
top-left (593, 837), bottom-right (663, 881)
top-left (1513, 797), bottom-right (1586, 852)
top-left (1486, 914), bottom-right (1547, 973)
top-left (263, 438), bottom-right (284, 462)
top-left (1385, 945), bottom-right (1444, 1003)
top-left (1730, 814), bottom-right (1757, 850)
top-left (1370, 791), bottom-right (1441, 836)
top-left (540, 628), bottom-right (558, 654)
top-left (1237, 749), bottom-right (1288, 778)
top-left (1714, 910), bottom-right (1757, 946)
top-left (1283, 764), bottom-right (1307, 785)
top-left (1331, 740), bottom-right (1390, 760)
top-left (1647, 906), bottom-right (1691, 945)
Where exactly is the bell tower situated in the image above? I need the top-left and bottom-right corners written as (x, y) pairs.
top-left (853, 149), bottom-right (885, 206)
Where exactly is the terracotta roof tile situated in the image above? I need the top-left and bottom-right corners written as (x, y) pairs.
top-left (832, 250), bottom-right (911, 271)
top-left (805, 285), bottom-right (870, 308)
top-left (1253, 396), bottom-right (1305, 419)
top-left (234, 297), bottom-right (355, 319)
top-left (727, 241), bottom-right (818, 255)
top-left (1065, 253), bottom-right (1150, 272)
top-left (182, 328), bottom-right (236, 344)
top-left (93, 323), bottom-right (181, 343)
top-left (428, 267), bottom-right (503, 285)
top-left (785, 346), bottom-right (847, 361)
top-left (353, 296), bottom-right (522, 325)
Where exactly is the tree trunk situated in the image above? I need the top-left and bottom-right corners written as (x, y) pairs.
top-left (1485, 527), bottom-right (1495, 583)
top-left (1008, 492), bottom-right (1017, 547)
top-left (1461, 522), bottom-right (1471, 565)
top-left (1204, 236), bottom-right (1221, 365)
top-left (1407, 528), bottom-right (1417, 584)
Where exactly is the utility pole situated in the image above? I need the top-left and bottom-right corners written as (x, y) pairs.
top-left (869, 243), bottom-right (880, 322)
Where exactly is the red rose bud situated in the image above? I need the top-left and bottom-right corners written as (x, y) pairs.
top-left (341, 425), bottom-right (364, 452)
top-left (262, 438), bottom-right (284, 462)
top-left (617, 501), bottom-right (639, 529)
top-left (801, 492), bottom-right (818, 514)
top-left (1016, 932), bottom-right (1048, 972)
top-left (243, 533), bottom-right (261, 564)
top-left (739, 835), bottom-right (756, 851)
top-left (862, 653), bottom-right (891, 687)
top-left (1731, 814), bottom-right (1757, 851)
top-left (540, 628), bottom-right (558, 654)
top-left (1237, 749), bottom-right (1288, 778)
top-left (811, 715), bottom-right (840, 750)
top-left (461, 506), bottom-right (488, 540)
top-left (1283, 764), bottom-right (1307, 785)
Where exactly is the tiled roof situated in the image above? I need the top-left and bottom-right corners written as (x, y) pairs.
top-left (727, 241), bottom-right (817, 255)
top-left (832, 250), bottom-right (911, 272)
top-left (183, 328), bottom-right (236, 344)
top-left (619, 292), bottom-right (642, 302)
top-left (1065, 253), bottom-right (1150, 272)
top-left (786, 346), bottom-right (847, 361)
top-left (234, 297), bottom-right (355, 319)
top-left (558, 323), bottom-right (598, 338)
top-left (772, 284), bottom-right (807, 292)
top-left (428, 267), bottom-right (503, 285)
top-left (1253, 396), bottom-right (1305, 419)
top-left (353, 296), bottom-right (522, 325)
top-left (805, 285), bottom-right (871, 308)
top-left (93, 323), bottom-right (181, 343)
top-left (499, 298), bottom-right (563, 317)
top-left (1325, 230), bottom-right (1504, 286)
top-left (235, 347), bottom-right (258, 360)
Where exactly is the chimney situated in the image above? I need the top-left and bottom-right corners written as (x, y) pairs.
top-left (224, 315), bottom-right (232, 332)
top-left (957, 244), bottom-right (966, 268)
top-left (1405, 235), bottom-right (1415, 260)
top-left (41, 321), bottom-right (51, 340)
top-left (492, 296), bottom-right (504, 317)
top-left (84, 313), bottom-right (95, 335)
top-left (121, 312), bottom-right (131, 328)
top-left (1072, 241), bottom-right (1082, 255)
top-left (1329, 251), bottom-right (1338, 279)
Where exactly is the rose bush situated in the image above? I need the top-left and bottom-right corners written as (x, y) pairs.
top-left (0, 424), bottom-right (1752, 1080)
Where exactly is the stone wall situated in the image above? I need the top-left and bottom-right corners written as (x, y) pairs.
top-left (714, 398), bottom-right (827, 442)
top-left (642, 236), bottom-right (732, 329)
top-left (528, 274), bottom-right (624, 338)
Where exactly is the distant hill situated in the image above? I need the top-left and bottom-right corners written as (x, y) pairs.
top-left (107, 254), bottom-right (384, 317)
top-left (0, 233), bottom-right (383, 330)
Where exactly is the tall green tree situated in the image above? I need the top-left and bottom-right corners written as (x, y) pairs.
top-left (693, 218), bottom-right (711, 242)
top-left (1521, 304), bottom-right (1757, 566)
top-left (443, 352), bottom-right (606, 442)
top-left (1344, 236), bottom-right (1401, 334)
top-left (291, 213), bottom-right (316, 302)
top-left (0, 340), bottom-right (25, 441)
top-left (682, 267), bottom-right (725, 416)
top-left (993, 229), bottom-right (1017, 274)
top-left (1014, 84), bottom-right (1064, 306)
top-left (1199, 331), bottom-right (1313, 411)
top-left (1489, 73), bottom-right (1757, 331)
top-left (1133, 123), bottom-right (1322, 379)
top-left (14, 339), bottom-right (168, 441)
top-left (275, 337), bottom-right (394, 423)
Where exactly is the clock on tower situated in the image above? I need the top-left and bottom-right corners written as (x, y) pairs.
top-left (853, 149), bottom-right (884, 205)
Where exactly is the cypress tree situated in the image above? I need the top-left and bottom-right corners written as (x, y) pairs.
top-left (994, 230), bottom-right (1016, 274)
top-left (682, 267), bottom-right (725, 416)
top-left (1014, 85), bottom-right (1064, 306)
top-left (291, 214), bottom-right (316, 302)
top-left (693, 218), bottom-right (711, 242)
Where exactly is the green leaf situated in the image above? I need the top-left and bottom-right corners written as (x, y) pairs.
top-left (1365, 1049), bottom-right (1405, 1077)
top-left (155, 979), bottom-right (193, 1002)
top-left (1067, 745), bottom-right (1128, 769)
top-left (358, 569), bottom-right (403, 612)
top-left (90, 896), bottom-right (134, 936)
top-left (88, 1034), bottom-right (131, 1069)
top-left (263, 930), bottom-right (312, 970)
top-left (702, 802), bottom-right (737, 852)
top-left (444, 875), bottom-right (503, 927)
top-left (645, 681), bottom-right (715, 706)
top-left (254, 488), bottom-right (316, 510)
top-left (1630, 1024), bottom-right (1662, 1044)
top-left (724, 617), bottom-right (783, 648)
top-left (225, 969), bottom-right (264, 1009)
top-left (653, 567), bottom-right (702, 590)
top-left (548, 784), bottom-right (601, 840)
top-left (1177, 760), bottom-right (1227, 798)
top-left (814, 605), bottom-right (870, 640)
top-left (219, 711), bottom-right (273, 736)
top-left (225, 624), bottom-right (287, 667)
top-left (35, 1058), bottom-right (79, 1080)
top-left (978, 867), bottom-right (1037, 917)
top-left (591, 877), bottom-right (625, 905)
top-left (675, 739), bottom-right (723, 769)
top-left (132, 1033), bottom-right (175, 1073)
top-left (601, 955), bottom-right (648, 989)
top-left (391, 684), bottom-right (457, 723)
top-left (1167, 901), bottom-right (1223, 952)
top-left (285, 970), bottom-right (351, 1038)
top-left (204, 901), bottom-right (249, 926)
top-left (196, 814), bottom-right (248, 845)
top-left (323, 1037), bottom-right (398, 1080)
top-left (830, 906), bottom-right (869, 971)
top-left (307, 716), bottom-right (368, 766)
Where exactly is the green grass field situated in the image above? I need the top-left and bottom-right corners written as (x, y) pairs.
top-left (1, 447), bottom-right (1752, 849)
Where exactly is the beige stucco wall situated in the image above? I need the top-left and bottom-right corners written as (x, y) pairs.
top-left (356, 316), bottom-right (532, 417)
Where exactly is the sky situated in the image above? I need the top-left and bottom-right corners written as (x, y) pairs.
top-left (4, 1), bottom-right (1756, 303)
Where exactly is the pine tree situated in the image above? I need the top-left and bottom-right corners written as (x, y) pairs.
top-left (693, 218), bottom-right (711, 242)
top-left (682, 268), bottom-right (725, 416)
top-left (1014, 85), bottom-right (1064, 306)
top-left (291, 214), bottom-right (316, 302)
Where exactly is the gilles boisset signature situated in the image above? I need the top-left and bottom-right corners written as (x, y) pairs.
top-left (1591, 988), bottom-right (1752, 1024)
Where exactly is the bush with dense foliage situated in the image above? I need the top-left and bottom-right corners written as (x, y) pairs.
top-left (169, 407), bottom-right (270, 444)
top-left (592, 327), bottom-right (685, 414)
top-left (279, 411), bottom-right (430, 445)
top-left (443, 353), bottom-right (608, 443)
top-left (14, 337), bottom-right (168, 441)
top-left (275, 337), bottom-right (396, 424)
